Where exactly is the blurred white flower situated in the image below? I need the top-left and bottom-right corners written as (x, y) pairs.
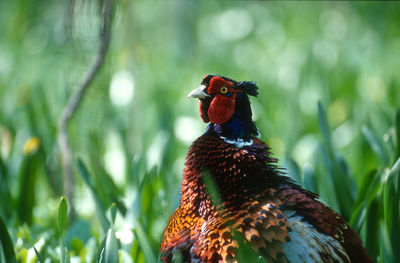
top-left (109, 70), bottom-right (135, 106)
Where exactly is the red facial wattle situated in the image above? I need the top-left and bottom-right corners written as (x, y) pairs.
top-left (199, 101), bottom-right (210, 123)
top-left (207, 94), bottom-right (236, 124)
top-left (194, 75), bottom-right (242, 124)
top-left (199, 76), bottom-right (237, 125)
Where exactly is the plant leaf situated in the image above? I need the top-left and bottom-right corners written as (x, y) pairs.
top-left (384, 157), bottom-right (400, 261)
top-left (110, 203), bottom-right (118, 225)
top-left (362, 125), bottom-right (390, 165)
top-left (349, 201), bottom-right (366, 231)
top-left (104, 226), bottom-right (119, 263)
top-left (317, 102), bottom-right (332, 150)
top-left (302, 164), bottom-right (316, 193)
top-left (0, 216), bottom-right (16, 263)
top-left (380, 220), bottom-right (393, 263)
top-left (285, 158), bottom-right (302, 185)
top-left (58, 196), bottom-right (68, 237)
top-left (77, 158), bottom-right (110, 233)
top-left (365, 199), bottom-right (379, 258)
top-left (132, 215), bottom-right (156, 263)
top-left (33, 246), bottom-right (43, 263)
top-left (395, 107), bottom-right (400, 159)
top-left (97, 235), bottom-right (107, 263)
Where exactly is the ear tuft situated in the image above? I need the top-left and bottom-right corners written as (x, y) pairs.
top-left (238, 81), bottom-right (258, 97)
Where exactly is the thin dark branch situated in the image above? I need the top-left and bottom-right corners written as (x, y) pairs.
top-left (57, 0), bottom-right (113, 216)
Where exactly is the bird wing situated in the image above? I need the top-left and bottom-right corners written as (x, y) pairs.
top-left (160, 208), bottom-right (201, 262)
top-left (188, 188), bottom-right (292, 263)
top-left (277, 184), bottom-right (372, 263)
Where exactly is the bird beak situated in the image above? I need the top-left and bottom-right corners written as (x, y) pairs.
top-left (187, 85), bottom-right (210, 99)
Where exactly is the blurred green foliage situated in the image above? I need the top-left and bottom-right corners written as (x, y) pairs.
top-left (0, 0), bottom-right (399, 262)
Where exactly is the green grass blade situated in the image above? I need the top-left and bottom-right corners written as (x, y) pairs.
top-left (315, 144), bottom-right (340, 212)
top-left (0, 216), bottom-right (16, 263)
top-left (233, 228), bottom-right (262, 262)
top-left (60, 240), bottom-right (71, 263)
top-left (380, 221), bottom-right (393, 263)
top-left (110, 203), bottom-right (118, 225)
top-left (365, 199), bottom-right (379, 258)
top-left (132, 215), bottom-right (157, 263)
top-left (285, 158), bottom-right (302, 185)
top-left (58, 196), bottom-right (69, 263)
top-left (33, 246), bottom-right (43, 263)
top-left (97, 236), bottom-right (107, 263)
top-left (362, 125), bottom-right (390, 165)
top-left (17, 153), bottom-right (40, 225)
top-left (390, 157), bottom-right (400, 194)
top-left (356, 170), bottom-right (378, 205)
top-left (384, 157), bottom-right (400, 261)
top-left (77, 158), bottom-right (110, 233)
top-left (203, 171), bottom-right (222, 207)
top-left (317, 102), bottom-right (332, 149)
top-left (317, 103), bottom-right (355, 218)
top-left (334, 154), bottom-right (356, 215)
top-left (395, 107), bottom-right (400, 159)
top-left (349, 201), bottom-right (367, 231)
top-left (302, 164), bottom-right (316, 192)
top-left (58, 196), bottom-right (68, 237)
top-left (60, 241), bottom-right (66, 263)
top-left (104, 226), bottom-right (119, 263)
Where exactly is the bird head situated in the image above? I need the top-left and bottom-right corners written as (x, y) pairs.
top-left (188, 74), bottom-right (259, 125)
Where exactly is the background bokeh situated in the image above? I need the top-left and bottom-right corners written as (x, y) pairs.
top-left (0, 1), bottom-right (399, 262)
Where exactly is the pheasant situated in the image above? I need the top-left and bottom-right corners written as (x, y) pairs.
top-left (160, 74), bottom-right (372, 263)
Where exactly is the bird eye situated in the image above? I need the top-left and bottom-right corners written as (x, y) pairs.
top-left (220, 87), bottom-right (228, 94)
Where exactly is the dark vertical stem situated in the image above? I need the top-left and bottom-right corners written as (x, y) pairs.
top-left (57, 0), bottom-right (113, 217)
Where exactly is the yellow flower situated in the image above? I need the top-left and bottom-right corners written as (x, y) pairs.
top-left (23, 137), bottom-right (40, 155)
